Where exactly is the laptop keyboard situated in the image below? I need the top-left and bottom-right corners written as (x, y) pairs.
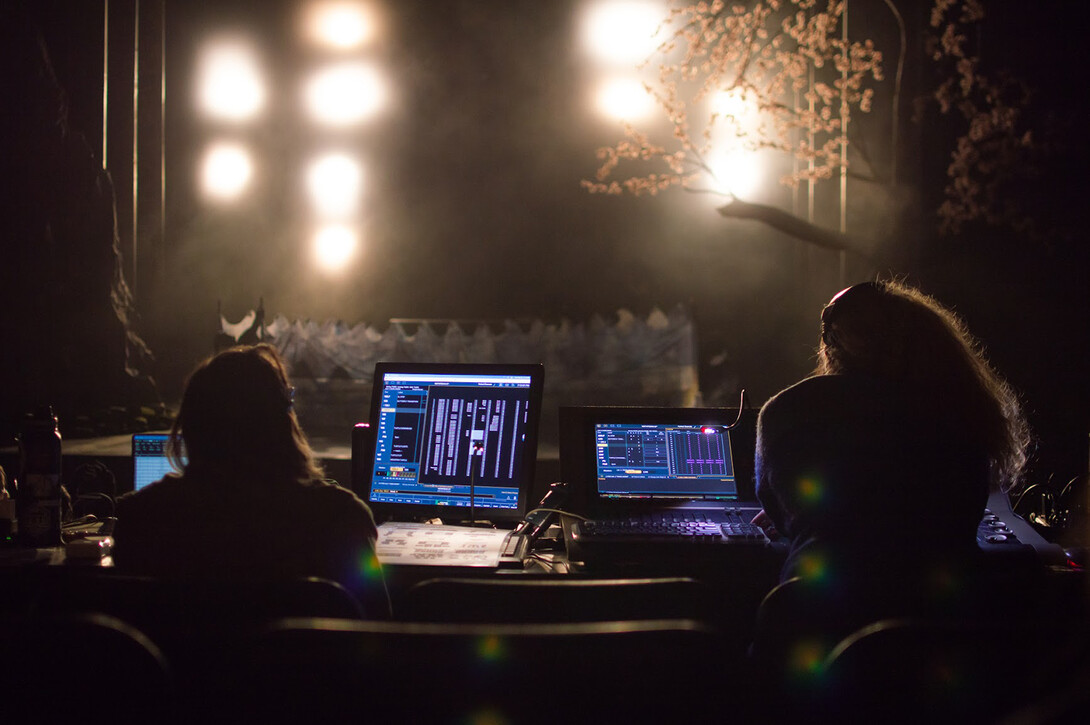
top-left (577, 509), bottom-right (769, 545)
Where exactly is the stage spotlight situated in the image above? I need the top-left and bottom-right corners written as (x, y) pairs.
top-left (200, 142), bottom-right (253, 201)
top-left (313, 224), bottom-right (358, 271)
top-left (304, 62), bottom-right (386, 126)
top-left (582, 1), bottom-right (665, 65)
top-left (594, 77), bottom-right (655, 121)
top-left (196, 39), bottom-right (265, 122)
top-left (302, 1), bottom-right (377, 50)
top-left (710, 89), bottom-right (758, 126)
top-left (307, 153), bottom-right (363, 217)
top-left (706, 148), bottom-right (762, 198)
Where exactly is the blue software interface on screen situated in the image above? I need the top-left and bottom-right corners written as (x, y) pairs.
top-left (132, 434), bottom-right (184, 491)
top-left (368, 372), bottom-right (533, 510)
top-left (594, 423), bottom-right (737, 499)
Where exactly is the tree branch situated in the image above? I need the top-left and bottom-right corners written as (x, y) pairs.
top-left (715, 198), bottom-right (876, 259)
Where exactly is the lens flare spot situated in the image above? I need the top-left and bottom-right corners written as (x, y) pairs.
top-left (463, 709), bottom-right (509, 725)
top-left (788, 638), bottom-right (828, 679)
top-left (796, 551), bottom-right (829, 584)
top-left (359, 550), bottom-right (384, 581)
top-left (476, 634), bottom-right (506, 663)
top-left (795, 476), bottom-right (824, 505)
top-left (927, 565), bottom-right (963, 599)
top-left (930, 661), bottom-right (964, 694)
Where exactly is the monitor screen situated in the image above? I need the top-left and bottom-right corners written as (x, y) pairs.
top-left (362, 362), bottom-right (544, 522)
top-left (594, 422), bottom-right (737, 500)
top-left (558, 406), bottom-right (756, 514)
top-left (131, 433), bottom-right (185, 491)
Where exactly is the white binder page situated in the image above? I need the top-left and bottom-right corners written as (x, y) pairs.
top-left (375, 522), bottom-right (508, 567)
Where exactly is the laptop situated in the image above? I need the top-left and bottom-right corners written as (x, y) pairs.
top-left (356, 362), bottom-right (545, 565)
top-left (558, 406), bottom-right (770, 563)
top-left (131, 433), bottom-right (183, 492)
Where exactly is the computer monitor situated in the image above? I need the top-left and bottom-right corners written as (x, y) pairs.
top-left (360, 362), bottom-right (545, 522)
top-left (593, 421), bottom-right (737, 500)
top-left (558, 406), bottom-right (758, 515)
top-left (131, 433), bottom-right (185, 491)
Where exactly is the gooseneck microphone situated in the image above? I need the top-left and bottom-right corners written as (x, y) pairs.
top-left (469, 441), bottom-right (484, 525)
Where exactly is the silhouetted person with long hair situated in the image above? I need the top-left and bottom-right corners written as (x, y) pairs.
top-left (754, 279), bottom-right (1029, 582)
top-left (114, 344), bottom-right (387, 613)
top-left (748, 280), bottom-right (1033, 707)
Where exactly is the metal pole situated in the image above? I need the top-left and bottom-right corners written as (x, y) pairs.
top-left (838, 0), bottom-right (848, 286)
top-left (132, 0), bottom-right (140, 301)
top-left (101, 0), bottom-right (109, 169)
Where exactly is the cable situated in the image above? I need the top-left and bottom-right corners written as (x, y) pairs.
top-left (1013, 482), bottom-right (1045, 511)
top-left (726, 388), bottom-right (749, 430)
top-left (524, 507), bottom-right (587, 522)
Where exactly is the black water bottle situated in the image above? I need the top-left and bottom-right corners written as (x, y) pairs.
top-left (16, 407), bottom-right (63, 547)
top-left (0, 464), bottom-right (15, 546)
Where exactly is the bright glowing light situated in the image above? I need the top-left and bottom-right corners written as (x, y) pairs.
top-left (706, 148), bottom-right (762, 198)
top-left (594, 77), bottom-right (654, 121)
top-left (313, 224), bottom-right (358, 271)
top-left (304, 62), bottom-right (386, 126)
top-left (710, 89), bottom-right (757, 124)
top-left (582, 1), bottom-right (665, 65)
top-left (200, 143), bottom-right (253, 201)
top-left (303, 1), bottom-right (376, 49)
top-left (196, 40), bottom-right (265, 122)
top-left (306, 153), bottom-right (363, 217)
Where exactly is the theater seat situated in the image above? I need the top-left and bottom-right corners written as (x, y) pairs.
top-left (399, 575), bottom-right (714, 623)
top-left (819, 618), bottom-right (1060, 723)
top-left (4, 567), bottom-right (368, 713)
top-left (227, 617), bottom-right (733, 723)
top-left (0, 612), bottom-right (174, 724)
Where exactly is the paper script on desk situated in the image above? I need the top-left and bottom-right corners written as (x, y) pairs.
top-left (375, 523), bottom-right (508, 567)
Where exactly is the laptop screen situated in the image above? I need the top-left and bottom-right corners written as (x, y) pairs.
top-left (131, 433), bottom-right (184, 491)
top-left (594, 422), bottom-right (737, 501)
top-left (363, 362), bottom-right (544, 522)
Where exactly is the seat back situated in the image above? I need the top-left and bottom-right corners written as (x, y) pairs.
top-left (4, 567), bottom-right (366, 707)
top-left (400, 575), bottom-right (714, 623)
top-left (0, 612), bottom-right (174, 724)
top-left (229, 617), bottom-right (730, 723)
top-left (749, 564), bottom-right (1052, 682)
top-left (820, 618), bottom-right (1057, 722)
top-left (22, 569), bottom-right (366, 629)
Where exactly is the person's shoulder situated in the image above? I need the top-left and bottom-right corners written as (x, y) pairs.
top-left (301, 479), bottom-right (365, 503)
top-left (762, 374), bottom-right (908, 417)
top-left (767, 373), bottom-right (888, 402)
top-left (296, 480), bottom-right (377, 525)
top-left (759, 375), bottom-right (844, 426)
top-left (758, 374), bottom-right (920, 444)
top-left (115, 473), bottom-right (187, 514)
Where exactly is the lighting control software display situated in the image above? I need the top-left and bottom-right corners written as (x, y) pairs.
top-left (368, 373), bottom-right (533, 510)
top-left (595, 423), bottom-right (737, 499)
top-left (132, 434), bottom-right (186, 491)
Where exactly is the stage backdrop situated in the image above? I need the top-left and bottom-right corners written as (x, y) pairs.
top-left (219, 307), bottom-right (700, 450)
